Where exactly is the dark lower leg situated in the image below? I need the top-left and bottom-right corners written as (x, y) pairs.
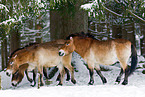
top-left (116, 68), bottom-right (124, 84)
top-left (58, 68), bottom-right (65, 85)
top-left (40, 73), bottom-right (44, 86)
top-left (43, 67), bottom-right (49, 79)
top-left (88, 69), bottom-right (94, 85)
top-left (25, 69), bottom-right (33, 83)
top-left (122, 67), bottom-right (129, 85)
top-left (95, 69), bottom-right (107, 84)
top-left (65, 67), bottom-right (70, 81)
top-left (31, 70), bottom-right (37, 87)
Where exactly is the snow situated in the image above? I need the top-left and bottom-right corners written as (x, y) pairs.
top-left (0, 53), bottom-right (145, 97)
top-left (0, 4), bottom-right (9, 12)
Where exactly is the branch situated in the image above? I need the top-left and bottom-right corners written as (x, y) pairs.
top-left (127, 9), bottom-right (145, 23)
top-left (102, 4), bottom-right (123, 17)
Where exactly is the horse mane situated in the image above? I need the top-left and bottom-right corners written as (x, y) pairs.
top-left (9, 43), bottom-right (39, 58)
top-left (66, 32), bottom-right (96, 40)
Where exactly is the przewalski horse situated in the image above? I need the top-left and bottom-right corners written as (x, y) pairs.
top-left (59, 32), bottom-right (137, 85)
top-left (11, 63), bottom-right (70, 87)
top-left (6, 42), bottom-right (70, 87)
top-left (6, 39), bottom-right (76, 86)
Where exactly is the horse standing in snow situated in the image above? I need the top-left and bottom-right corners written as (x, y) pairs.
top-left (6, 40), bottom-right (76, 86)
top-left (59, 32), bottom-right (137, 85)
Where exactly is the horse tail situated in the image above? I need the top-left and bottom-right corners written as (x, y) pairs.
top-left (128, 44), bottom-right (137, 76)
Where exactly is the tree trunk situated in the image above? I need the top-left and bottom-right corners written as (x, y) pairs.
top-left (10, 26), bottom-right (20, 54)
top-left (122, 19), bottom-right (136, 46)
top-left (50, 1), bottom-right (88, 40)
top-left (140, 23), bottom-right (145, 57)
top-left (1, 26), bottom-right (8, 70)
top-left (112, 24), bottom-right (122, 39)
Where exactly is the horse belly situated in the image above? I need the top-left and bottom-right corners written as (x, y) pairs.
top-left (95, 50), bottom-right (118, 65)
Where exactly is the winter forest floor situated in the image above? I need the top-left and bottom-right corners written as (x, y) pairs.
top-left (0, 53), bottom-right (145, 97)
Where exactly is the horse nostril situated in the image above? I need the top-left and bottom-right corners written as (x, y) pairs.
top-left (59, 52), bottom-right (61, 56)
top-left (59, 52), bottom-right (64, 56)
top-left (12, 83), bottom-right (15, 86)
top-left (6, 72), bottom-right (10, 76)
top-left (12, 82), bottom-right (17, 87)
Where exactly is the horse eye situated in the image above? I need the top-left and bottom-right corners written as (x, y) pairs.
top-left (10, 62), bottom-right (14, 65)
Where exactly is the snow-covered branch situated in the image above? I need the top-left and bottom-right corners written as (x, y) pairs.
top-left (127, 9), bottom-right (145, 23)
top-left (0, 19), bottom-right (15, 25)
top-left (102, 4), bottom-right (123, 17)
top-left (0, 4), bottom-right (9, 12)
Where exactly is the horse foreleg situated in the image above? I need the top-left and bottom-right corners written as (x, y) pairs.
top-left (25, 69), bottom-right (33, 83)
top-left (115, 68), bottom-right (124, 84)
top-left (43, 67), bottom-right (49, 79)
top-left (38, 66), bottom-right (44, 86)
top-left (65, 67), bottom-right (70, 81)
top-left (56, 67), bottom-right (70, 81)
top-left (63, 64), bottom-right (76, 84)
top-left (95, 69), bottom-right (107, 84)
top-left (88, 68), bottom-right (94, 85)
top-left (58, 66), bottom-right (65, 85)
top-left (31, 69), bottom-right (37, 87)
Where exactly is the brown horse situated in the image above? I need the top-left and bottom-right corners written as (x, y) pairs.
top-left (11, 64), bottom-right (70, 87)
top-left (6, 42), bottom-right (70, 87)
top-left (6, 40), bottom-right (76, 86)
top-left (59, 32), bottom-right (137, 85)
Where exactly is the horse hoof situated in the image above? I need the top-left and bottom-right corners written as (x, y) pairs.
top-left (40, 83), bottom-right (44, 86)
top-left (66, 78), bottom-right (70, 81)
top-left (115, 77), bottom-right (121, 84)
top-left (88, 81), bottom-right (94, 85)
top-left (57, 83), bottom-right (63, 86)
top-left (122, 80), bottom-right (128, 85)
top-left (71, 79), bottom-right (76, 84)
top-left (102, 78), bottom-right (107, 84)
top-left (31, 81), bottom-right (36, 87)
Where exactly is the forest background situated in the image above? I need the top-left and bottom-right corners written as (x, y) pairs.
top-left (0, 0), bottom-right (145, 73)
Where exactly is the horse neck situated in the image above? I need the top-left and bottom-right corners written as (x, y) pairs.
top-left (73, 38), bottom-right (93, 57)
top-left (16, 51), bottom-right (33, 65)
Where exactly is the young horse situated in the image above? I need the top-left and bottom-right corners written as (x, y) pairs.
top-left (6, 40), bottom-right (76, 86)
top-left (59, 32), bottom-right (137, 85)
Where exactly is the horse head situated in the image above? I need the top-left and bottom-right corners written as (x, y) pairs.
top-left (6, 55), bottom-right (18, 76)
top-left (59, 37), bottom-right (75, 56)
top-left (11, 64), bottom-right (28, 87)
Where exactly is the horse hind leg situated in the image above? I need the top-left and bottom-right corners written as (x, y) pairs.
top-left (115, 68), bottom-right (124, 84)
top-left (122, 66), bottom-right (130, 85)
top-left (94, 65), bottom-right (107, 84)
top-left (87, 63), bottom-right (95, 85)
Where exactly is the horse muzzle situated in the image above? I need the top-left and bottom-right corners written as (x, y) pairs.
top-left (11, 81), bottom-right (18, 87)
top-left (59, 50), bottom-right (65, 56)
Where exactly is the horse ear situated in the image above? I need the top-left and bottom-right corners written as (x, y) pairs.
top-left (13, 55), bottom-right (17, 59)
top-left (70, 37), bottom-right (73, 41)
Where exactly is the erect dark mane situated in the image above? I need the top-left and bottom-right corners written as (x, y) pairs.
top-left (9, 43), bottom-right (39, 58)
top-left (66, 32), bottom-right (96, 40)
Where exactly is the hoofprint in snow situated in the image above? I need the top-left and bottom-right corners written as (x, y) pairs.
top-left (0, 53), bottom-right (145, 97)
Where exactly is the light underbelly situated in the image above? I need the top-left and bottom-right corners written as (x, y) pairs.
top-left (97, 56), bottom-right (118, 65)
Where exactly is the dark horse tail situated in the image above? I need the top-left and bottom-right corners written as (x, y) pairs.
top-left (128, 44), bottom-right (137, 76)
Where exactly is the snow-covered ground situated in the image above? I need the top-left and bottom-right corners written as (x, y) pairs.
top-left (0, 53), bottom-right (145, 97)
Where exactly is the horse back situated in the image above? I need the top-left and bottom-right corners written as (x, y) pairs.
top-left (87, 39), bottom-right (132, 65)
